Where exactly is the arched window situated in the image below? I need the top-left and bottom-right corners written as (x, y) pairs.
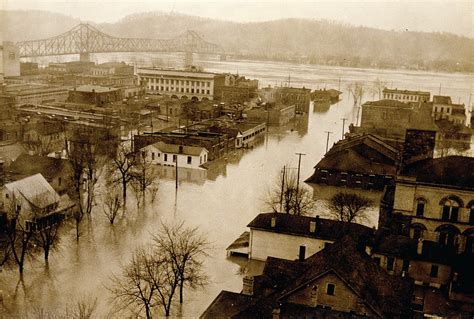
top-left (436, 224), bottom-right (460, 247)
top-left (410, 223), bottom-right (427, 240)
top-left (415, 198), bottom-right (426, 217)
top-left (440, 197), bottom-right (463, 222)
top-left (462, 229), bottom-right (474, 254)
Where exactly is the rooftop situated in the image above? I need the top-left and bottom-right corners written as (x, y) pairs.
top-left (433, 95), bottom-right (452, 105)
top-left (382, 88), bottom-right (430, 96)
top-left (72, 85), bottom-right (119, 93)
top-left (400, 156), bottom-right (474, 189)
top-left (147, 141), bottom-right (208, 156)
top-left (363, 99), bottom-right (413, 108)
top-left (4, 173), bottom-right (60, 209)
top-left (247, 213), bottom-right (373, 242)
top-left (9, 154), bottom-right (70, 181)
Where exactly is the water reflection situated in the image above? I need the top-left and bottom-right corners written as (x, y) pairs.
top-left (0, 57), bottom-right (472, 317)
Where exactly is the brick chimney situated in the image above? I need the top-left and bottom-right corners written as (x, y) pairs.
top-left (271, 216), bottom-right (276, 228)
top-left (417, 239), bottom-right (424, 255)
top-left (242, 276), bottom-right (254, 296)
top-left (310, 220), bottom-right (317, 233)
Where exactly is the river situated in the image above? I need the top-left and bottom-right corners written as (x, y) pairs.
top-left (1, 54), bottom-right (473, 317)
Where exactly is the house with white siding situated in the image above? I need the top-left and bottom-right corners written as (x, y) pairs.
top-left (141, 141), bottom-right (208, 169)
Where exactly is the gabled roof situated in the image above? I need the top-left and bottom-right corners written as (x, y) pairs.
top-left (146, 141), bottom-right (208, 156)
top-left (247, 213), bottom-right (373, 242)
top-left (276, 236), bottom-right (413, 316)
top-left (306, 134), bottom-right (400, 179)
top-left (400, 156), bottom-right (474, 189)
top-left (4, 173), bottom-right (60, 209)
top-left (9, 154), bottom-right (70, 181)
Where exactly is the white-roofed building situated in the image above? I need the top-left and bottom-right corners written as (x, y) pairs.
top-left (141, 141), bottom-right (208, 170)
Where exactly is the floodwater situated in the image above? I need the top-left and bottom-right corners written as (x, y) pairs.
top-left (1, 55), bottom-right (473, 317)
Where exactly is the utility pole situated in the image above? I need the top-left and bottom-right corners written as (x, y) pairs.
top-left (175, 157), bottom-right (178, 189)
top-left (438, 83), bottom-right (442, 95)
top-left (280, 165), bottom-right (286, 213)
top-left (341, 118), bottom-right (347, 139)
top-left (295, 152), bottom-right (306, 215)
top-left (324, 131), bottom-right (333, 153)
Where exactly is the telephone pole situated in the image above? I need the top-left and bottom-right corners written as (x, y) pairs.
top-left (280, 165), bottom-right (286, 212)
top-left (295, 152), bottom-right (306, 214)
top-left (324, 131), bottom-right (333, 153)
top-left (175, 158), bottom-right (178, 189)
top-left (341, 118), bottom-right (347, 139)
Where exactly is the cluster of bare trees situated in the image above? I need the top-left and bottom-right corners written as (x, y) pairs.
top-left (265, 167), bottom-right (315, 216)
top-left (265, 166), bottom-right (373, 222)
top-left (109, 221), bottom-right (209, 318)
top-left (109, 145), bottom-right (159, 214)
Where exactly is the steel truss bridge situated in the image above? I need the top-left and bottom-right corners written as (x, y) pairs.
top-left (16, 23), bottom-right (223, 62)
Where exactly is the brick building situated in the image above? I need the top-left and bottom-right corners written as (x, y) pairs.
top-left (67, 85), bottom-right (122, 106)
top-left (382, 88), bottom-right (430, 103)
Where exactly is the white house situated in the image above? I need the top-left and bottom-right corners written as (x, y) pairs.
top-left (247, 213), bottom-right (373, 261)
top-left (141, 141), bottom-right (208, 169)
top-left (0, 173), bottom-right (70, 230)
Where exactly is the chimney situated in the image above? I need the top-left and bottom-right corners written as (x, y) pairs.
top-left (299, 245), bottom-right (306, 261)
top-left (271, 216), bottom-right (276, 228)
top-left (417, 239), bottom-right (424, 255)
top-left (310, 220), bottom-right (316, 233)
top-left (242, 276), bottom-right (254, 296)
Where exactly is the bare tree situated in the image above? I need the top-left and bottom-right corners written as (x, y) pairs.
top-left (326, 192), bottom-right (373, 223)
top-left (30, 296), bottom-right (97, 318)
top-left (372, 78), bottom-right (387, 100)
top-left (108, 245), bottom-right (179, 318)
top-left (265, 167), bottom-right (314, 216)
top-left (152, 221), bottom-right (209, 304)
top-left (131, 150), bottom-right (159, 205)
top-left (102, 189), bottom-right (122, 225)
top-left (111, 144), bottom-right (135, 205)
top-left (347, 82), bottom-right (365, 107)
top-left (3, 196), bottom-right (36, 274)
top-left (66, 129), bottom-right (102, 240)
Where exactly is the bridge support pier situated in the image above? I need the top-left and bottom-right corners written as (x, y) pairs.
top-left (185, 51), bottom-right (193, 67)
top-left (79, 52), bottom-right (90, 62)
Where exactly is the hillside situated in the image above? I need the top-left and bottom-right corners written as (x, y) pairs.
top-left (2, 10), bottom-right (473, 72)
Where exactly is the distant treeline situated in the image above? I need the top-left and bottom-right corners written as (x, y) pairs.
top-left (3, 11), bottom-right (473, 73)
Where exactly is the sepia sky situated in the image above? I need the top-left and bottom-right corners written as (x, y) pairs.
top-left (3, 0), bottom-right (473, 37)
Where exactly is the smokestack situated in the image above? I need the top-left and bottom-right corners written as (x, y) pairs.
top-left (417, 239), bottom-right (424, 255)
top-left (271, 217), bottom-right (276, 228)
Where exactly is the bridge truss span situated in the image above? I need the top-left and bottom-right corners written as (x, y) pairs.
top-left (17, 23), bottom-right (222, 58)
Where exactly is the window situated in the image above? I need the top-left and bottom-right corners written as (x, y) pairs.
top-left (164, 154), bottom-right (168, 162)
top-left (387, 257), bottom-right (395, 271)
top-left (469, 208), bottom-right (474, 225)
top-left (187, 156), bottom-right (192, 164)
top-left (326, 284), bottom-right (335, 296)
top-left (442, 201), bottom-right (459, 222)
top-left (430, 265), bottom-right (439, 278)
top-left (416, 200), bottom-right (425, 217)
top-left (5, 193), bottom-right (9, 199)
top-left (413, 227), bottom-right (423, 241)
top-left (58, 177), bottom-right (62, 187)
top-left (402, 259), bottom-right (410, 272)
top-left (172, 155), bottom-right (177, 163)
top-left (152, 152), bottom-right (155, 160)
